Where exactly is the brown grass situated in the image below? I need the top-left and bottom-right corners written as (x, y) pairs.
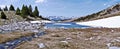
top-left (15, 28), bottom-right (120, 49)
top-left (0, 31), bottom-right (34, 43)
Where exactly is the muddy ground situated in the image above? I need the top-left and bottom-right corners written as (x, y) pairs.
top-left (13, 28), bottom-right (120, 49)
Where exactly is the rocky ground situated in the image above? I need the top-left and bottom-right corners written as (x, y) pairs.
top-left (15, 28), bottom-right (120, 49)
top-left (0, 21), bottom-right (43, 33)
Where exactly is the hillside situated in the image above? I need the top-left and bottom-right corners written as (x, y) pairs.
top-left (73, 3), bottom-right (120, 22)
top-left (0, 5), bottom-right (51, 25)
top-left (0, 11), bottom-right (50, 25)
top-left (0, 11), bottom-right (24, 25)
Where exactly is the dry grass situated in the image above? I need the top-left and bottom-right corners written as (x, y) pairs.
top-left (0, 31), bottom-right (34, 43)
top-left (111, 41), bottom-right (120, 47)
top-left (14, 28), bottom-right (120, 49)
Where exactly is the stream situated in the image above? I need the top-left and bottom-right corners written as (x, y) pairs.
top-left (0, 32), bottom-right (46, 49)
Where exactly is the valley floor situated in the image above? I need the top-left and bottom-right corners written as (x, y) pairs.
top-left (15, 28), bottom-right (120, 49)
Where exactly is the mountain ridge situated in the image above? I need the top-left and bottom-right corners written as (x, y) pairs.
top-left (72, 3), bottom-right (120, 22)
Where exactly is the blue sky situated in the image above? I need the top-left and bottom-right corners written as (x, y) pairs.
top-left (0, 0), bottom-right (120, 17)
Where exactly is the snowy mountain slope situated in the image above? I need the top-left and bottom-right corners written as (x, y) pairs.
top-left (76, 16), bottom-right (120, 28)
top-left (46, 16), bottom-right (72, 21)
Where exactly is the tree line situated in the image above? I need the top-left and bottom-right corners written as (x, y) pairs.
top-left (0, 4), bottom-right (40, 19)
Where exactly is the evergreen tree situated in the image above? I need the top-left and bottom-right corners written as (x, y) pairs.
top-left (1, 11), bottom-right (7, 19)
top-left (9, 5), bottom-right (15, 11)
top-left (33, 6), bottom-right (39, 17)
top-left (29, 5), bottom-right (32, 14)
top-left (21, 5), bottom-right (26, 18)
top-left (16, 7), bottom-right (21, 15)
top-left (0, 7), bottom-right (2, 11)
top-left (21, 5), bottom-right (29, 18)
top-left (25, 6), bottom-right (29, 15)
top-left (4, 6), bottom-right (8, 11)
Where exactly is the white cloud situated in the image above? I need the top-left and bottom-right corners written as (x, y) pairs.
top-left (35, 0), bottom-right (45, 3)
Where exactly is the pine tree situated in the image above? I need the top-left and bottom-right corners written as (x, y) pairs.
top-left (29, 5), bottom-right (32, 15)
top-left (1, 11), bottom-right (7, 19)
top-left (0, 7), bottom-right (2, 11)
top-left (21, 5), bottom-right (26, 18)
top-left (9, 5), bottom-right (15, 11)
top-left (16, 7), bottom-right (21, 15)
top-left (25, 6), bottom-right (29, 15)
top-left (21, 5), bottom-right (29, 18)
top-left (4, 6), bottom-right (8, 11)
top-left (33, 6), bottom-right (39, 17)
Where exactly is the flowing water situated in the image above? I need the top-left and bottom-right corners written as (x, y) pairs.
top-left (0, 32), bottom-right (46, 49)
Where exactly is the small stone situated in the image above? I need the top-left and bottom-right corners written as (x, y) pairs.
top-left (61, 41), bottom-right (68, 44)
top-left (107, 43), bottom-right (111, 47)
top-left (66, 38), bottom-right (72, 40)
top-left (34, 35), bottom-right (38, 38)
top-left (38, 43), bottom-right (46, 48)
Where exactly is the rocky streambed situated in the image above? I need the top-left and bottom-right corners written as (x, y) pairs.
top-left (0, 32), bottom-right (46, 49)
top-left (0, 21), bottom-right (47, 49)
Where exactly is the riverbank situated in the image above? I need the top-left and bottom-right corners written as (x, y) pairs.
top-left (15, 28), bottom-right (120, 49)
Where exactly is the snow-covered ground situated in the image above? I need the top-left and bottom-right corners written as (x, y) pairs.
top-left (76, 16), bottom-right (120, 28)
top-left (30, 20), bottom-right (52, 24)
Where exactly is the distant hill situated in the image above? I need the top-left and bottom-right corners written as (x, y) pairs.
top-left (72, 3), bottom-right (120, 22)
top-left (46, 16), bottom-right (72, 22)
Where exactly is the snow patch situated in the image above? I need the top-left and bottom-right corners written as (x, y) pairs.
top-left (30, 20), bottom-right (51, 24)
top-left (76, 16), bottom-right (120, 28)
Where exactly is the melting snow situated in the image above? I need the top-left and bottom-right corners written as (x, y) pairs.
top-left (30, 20), bottom-right (51, 24)
top-left (77, 16), bottom-right (120, 28)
